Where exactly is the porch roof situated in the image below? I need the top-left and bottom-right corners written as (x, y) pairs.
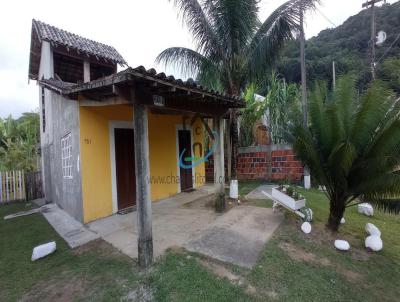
top-left (39, 66), bottom-right (245, 112)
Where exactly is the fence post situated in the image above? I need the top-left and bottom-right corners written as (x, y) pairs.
top-left (0, 172), bottom-right (2, 203)
top-left (5, 172), bottom-right (9, 202)
top-left (22, 171), bottom-right (25, 200)
top-left (18, 171), bottom-right (22, 200)
top-left (13, 171), bottom-right (16, 201)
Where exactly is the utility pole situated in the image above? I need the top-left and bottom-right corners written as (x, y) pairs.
top-left (332, 61), bottom-right (336, 89)
top-left (299, 0), bottom-right (310, 189)
top-left (362, 0), bottom-right (385, 80)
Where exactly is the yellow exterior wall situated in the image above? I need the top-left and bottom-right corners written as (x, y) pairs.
top-left (79, 105), bottom-right (206, 223)
top-left (79, 105), bottom-right (132, 223)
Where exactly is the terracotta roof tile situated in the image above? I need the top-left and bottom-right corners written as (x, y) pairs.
top-left (32, 19), bottom-right (126, 65)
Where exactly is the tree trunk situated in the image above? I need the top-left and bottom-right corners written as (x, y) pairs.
top-left (327, 199), bottom-right (346, 232)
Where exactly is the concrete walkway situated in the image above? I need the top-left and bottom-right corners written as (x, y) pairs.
top-left (87, 186), bottom-right (218, 259)
top-left (185, 206), bottom-right (283, 268)
top-left (245, 184), bottom-right (277, 200)
top-left (41, 204), bottom-right (100, 248)
top-left (88, 184), bottom-right (283, 267)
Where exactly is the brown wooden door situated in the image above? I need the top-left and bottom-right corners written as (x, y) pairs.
top-left (115, 128), bottom-right (136, 209)
top-left (178, 130), bottom-right (193, 191)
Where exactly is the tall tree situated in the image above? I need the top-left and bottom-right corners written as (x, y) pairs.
top-left (157, 0), bottom-right (317, 189)
top-left (290, 76), bottom-right (400, 231)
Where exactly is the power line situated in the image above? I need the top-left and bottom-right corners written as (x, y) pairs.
top-left (316, 7), bottom-right (336, 27)
top-left (377, 32), bottom-right (400, 63)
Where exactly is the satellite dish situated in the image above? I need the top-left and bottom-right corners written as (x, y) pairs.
top-left (376, 31), bottom-right (387, 46)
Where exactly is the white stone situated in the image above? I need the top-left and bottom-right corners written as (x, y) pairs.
top-left (31, 241), bottom-right (56, 261)
top-left (365, 235), bottom-right (383, 252)
top-left (340, 217), bottom-right (346, 224)
top-left (334, 240), bottom-right (350, 251)
top-left (229, 179), bottom-right (239, 199)
top-left (358, 203), bottom-right (374, 216)
top-left (301, 222), bottom-right (312, 234)
top-left (365, 223), bottom-right (381, 237)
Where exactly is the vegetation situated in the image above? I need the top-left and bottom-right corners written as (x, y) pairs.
top-left (2, 185), bottom-right (400, 301)
top-left (0, 113), bottom-right (40, 172)
top-left (290, 75), bottom-right (400, 231)
top-left (264, 74), bottom-right (301, 143)
top-left (277, 1), bottom-right (400, 91)
top-left (157, 0), bottom-right (317, 181)
top-left (239, 74), bottom-right (300, 147)
top-left (277, 184), bottom-right (304, 201)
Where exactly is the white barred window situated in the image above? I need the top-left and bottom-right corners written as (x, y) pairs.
top-left (61, 133), bottom-right (73, 179)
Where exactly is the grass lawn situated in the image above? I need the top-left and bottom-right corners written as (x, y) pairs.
top-left (1, 183), bottom-right (399, 301)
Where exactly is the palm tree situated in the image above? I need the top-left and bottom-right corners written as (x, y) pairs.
top-left (156, 0), bottom-right (317, 190)
top-left (290, 76), bottom-right (400, 231)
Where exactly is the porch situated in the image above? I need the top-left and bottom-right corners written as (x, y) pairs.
top-left (87, 185), bottom-right (283, 267)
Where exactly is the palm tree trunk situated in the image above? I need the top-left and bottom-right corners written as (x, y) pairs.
top-left (230, 109), bottom-right (238, 180)
top-left (327, 198), bottom-right (346, 232)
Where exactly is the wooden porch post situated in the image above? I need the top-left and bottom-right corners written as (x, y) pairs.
top-left (214, 116), bottom-right (226, 212)
top-left (132, 89), bottom-right (153, 267)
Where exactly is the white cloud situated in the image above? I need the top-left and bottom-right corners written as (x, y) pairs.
top-left (0, 0), bottom-right (396, 118)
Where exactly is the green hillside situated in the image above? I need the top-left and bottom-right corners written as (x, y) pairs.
top-left (277, 1), bottom-right (400, 91)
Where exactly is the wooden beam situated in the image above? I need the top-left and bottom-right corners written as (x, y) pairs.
top-left (132, 87), bottom-right (153, 267)
top-left (214, 116), bottom-right (226, 212)
top-left (83, 60), bottom-right (90, 83)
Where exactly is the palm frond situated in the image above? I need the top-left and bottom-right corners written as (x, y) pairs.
top-left (156, 47), bottom-right (214, 78)
top-left (370, 198), bottom-right (400, 215)
top-left (333, 75), bottom-right (357, 136)
top-left (204, 0), bottom-right (259, 56)
top-left (246, 0), bottom-right (318, 79)
top-left (169, 0), bottom-right (221, 57)
top-left (350, 81), bottom-right (395, 152)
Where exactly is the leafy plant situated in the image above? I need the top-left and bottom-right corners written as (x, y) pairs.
top-left (265, 73), bottom-right (301, 143)
top-left (290, 75), bottom-right (400, 231)
top-left (0, 112), bottom-right (40, 172)
top-left (239, 74), bottom-right (301, 147)
top-left (239, 83), bottom-right (267, 147)
top-left (157, 0), bottom-right (318, 181)
top-left (286, 186), bottom-right (294, 197)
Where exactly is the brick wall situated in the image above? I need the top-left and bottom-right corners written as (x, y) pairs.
top-left (205, 144), bottom-right (304, 182)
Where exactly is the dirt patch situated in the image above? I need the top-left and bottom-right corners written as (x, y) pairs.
top-left (336, 268), bottom-right (362, 283)
top-left (296, 221), bottom-right (371, 263)
top-left (350, 248), bottom-right (371, 261)
top-left (198, 259), bottom-right (242, 283)
top-left (19, 274), bottom-right (88, 302)
top-left (72, 238), bottom-right (129, 259)
top-left (279, 241), bottom-right (362, 283)
top-left (198, 258), bottom-right (261, 297)
top-left (279, 242), bottom-right (331, 266)
top-left (122, 284), bottom-right (155, 302)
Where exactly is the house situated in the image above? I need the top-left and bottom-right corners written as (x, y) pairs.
top-left (28, 20), bottom-right (244, 265)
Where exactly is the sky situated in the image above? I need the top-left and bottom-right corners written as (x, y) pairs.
top-left (0, 0), bottom-right (397, 118)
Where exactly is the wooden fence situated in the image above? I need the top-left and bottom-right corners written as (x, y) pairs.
top-left (0, 171), bottom-right (43, 203)
top-left (25, 171), bottom-right (44, 201)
